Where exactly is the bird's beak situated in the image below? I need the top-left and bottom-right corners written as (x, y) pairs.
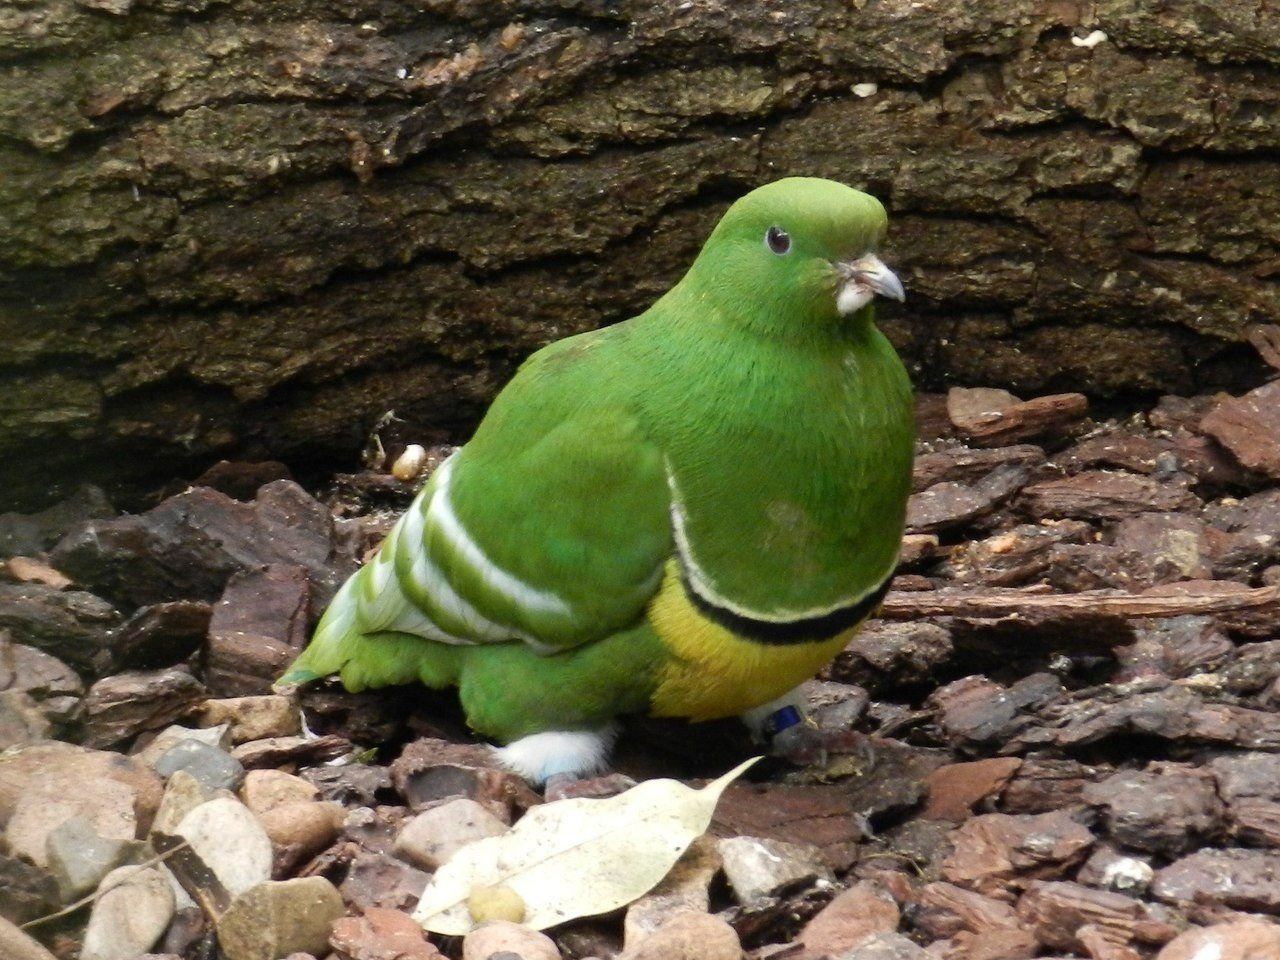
top-left (835, 253), bottom-right (906, 315)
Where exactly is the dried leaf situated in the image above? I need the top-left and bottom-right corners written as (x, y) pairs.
top-left (413, 757), bottom-right (759, 934)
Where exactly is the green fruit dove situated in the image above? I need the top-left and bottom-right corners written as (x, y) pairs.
top-left (282, 177), bottom-right (915, 785)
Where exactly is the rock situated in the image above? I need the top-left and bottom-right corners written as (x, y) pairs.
top-left (946, 387), bottom-right (1088, 446)
top-left (0, 854), bottom-right (60, 925)
top-left (215, 877), bottom-right (346, 960)
top-left (1114, 616), bottom-right (1234, 682)
top-left (153, 739), bottom-right (246, 791)
top-left (0, 690), bottom-right (50, 747)
top-left (394, 797), bottom-right (508, 870)
top-left (1209, 752), bottom-right (1280, 846)
top-left (0, 634), bottom-right (84, 711)
top-left (1000, 757), bottom-right (1108, 816)
top-left (81, 866), bottom-right (176, 960)
top-left (1019, 470), bottom-right (1200, 521)
top-left (339, 850), bottom-right (432, 913)
top-left (1082, 765), bottom-right (1224, 855)
top-left (1076, 845), bottom-right (1155, 896)
top-left (907, 464), bottom-right (1029, 533)
top-left (189, 460), bottom-right (295, 500)
top-left (231, 734), bottom-right (352, 769)
top-left (1200, 380), bottom-right (1280, 479)
top-left (389, 738), bottom-right (541, 823)
top-left (152, 769), bottom-right (219, 836)
top-left (111, 601), bottom-right (212, 671)
top-left (615, 910), bottom-right (738, 960)
top-left (927, 675), bottom-right (1060, 751)
top-left (205, 564), bottom-right (313, 696)
top-left (921, 759), bottom-right (1023, 822)
top-left (6, 760), bottom-right (148, 868)
top-left (1155, 920), bottom-right (1280, 960)
top-left (173, 797), bottom-right (273, 898)
top-left (940, 520), bottom-right (1093, 588)
top-left (462, 919), bottom-right (563, 960)
top-left (799, 881), bottom-right (900, 957)
top-left (134, 723), bottom-right (233, 766)
top-left (0, 581), bottom-right (118, 673)
top-left (836, 621), bottom-right (954, 689)
top-left (50, 480), bottom-right (355, 612)
top-left (329, 906), bottom-right (445, 959)
top-left (911, 881), bottom-right (1023, 940)
top-left (0, 484), bottom-right (113, 557)
top-left (1152, 848), bottom-right (1280, 912)
top-left (302, 763), bottom-right (393, 807)
top-left (1111, 512), bottom-right (1217, 583)
top-left (718, 835), bottom-right (833, 904)
top-left (940, 811), bottom-right (1095, 897)
top-left (1016, 880), bottom-right (1176, 953)
top-left (45, 815), bottom-right (139, 900)
top-left (0, 914), bottom-right (59, 960)
top-left (241, 769), bottom-right (321, 816)
top-left (913, 445), bottom-right (1047, 491)
top-left (623, 835), bottom-right (720, 949)
top-left (196, 695), bottom-right (302, 743)
top-left (81, 668), bottom-right (208, 748)
top-left (839, 932), bottom-right (930, 959)
top-left (941, 927), bottom-right (1040, 960)
top-left (258, 800), bottom-right (345, 874)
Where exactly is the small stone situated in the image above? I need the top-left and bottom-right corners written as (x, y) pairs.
top-left (940, 811), bottom-right (1094, 897)
top-left (911, 881), bottom-right (1022, 940)
top-left (133, 724), bottom-right (233, 766)
top-left (394, 797), bottom-right (508, 870)
top-left (1152, 848), bottom-right (1280, 912)
top-left (0, 690), bottom-right (50, 748)
top-left (922, 759), bottom-right (1023, 822)
top-left (1155, 920), bottom-right (1280, 960)
top-left (81, 866), bottom-right (176, 960)
top-left (718, 835), bottom-right (833, 904)
top-left (231, 734), bottom-right (352, 769)
top-left (839, 931), bottom-right (930, 959)
top-left (389, 738), bottom-right (541, 823)
top-left (329, 906), bottom-right (444, 959)
top-left (1077, 845), bottom-right (1155, 896)
top-left (461, 919), bottom-right (561, 960)
top-left (241, 769), bottom-right (320, 816)
top-left (152, 769), bottom-right (219, 836)
top-left (1200, 380), bottom-right (1280, 479)
top-left (799, 881), bottom-right (900, 957)
top-left (196, 695), bottom-right (301, 743)
top-left (1017, 880), bottom-right (1173, 953)
top-left (1082, 765), bottom-right (1224, 855)
top-left (0, 914), bottom-right (59, 960)
top-left (111, 601), bottom-right (212, 671)
top-left (173, 797), bottom-right (273, 898)
top-left (154, 740), bottom-right (246, 791)
top-left (215, 877), bottom-right (345, 960)
top-left (907, 465), bottom-right (1029, 533)
top-left (339, 850), bottom-right (431, 913)
top-left (45, 815), bottom-right (139, 901)
top-left (615, 911), bottom-right (738, 960)
top-left (205, 564), bottom-right (314, 697)
top-left (81, 668), bottom-right (208, 749)
top-left (258, 801), bottom-right (345, 874)
top-left (623, 835), bottom-right (720, 949)
top-left (0, 742), bottom-right (162, 866)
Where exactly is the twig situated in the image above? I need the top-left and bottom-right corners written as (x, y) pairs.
top-left (20, 840), bottom-right (191, 930)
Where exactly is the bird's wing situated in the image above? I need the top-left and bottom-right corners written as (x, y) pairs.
top-left (354, 368), bottom-right (672, 653)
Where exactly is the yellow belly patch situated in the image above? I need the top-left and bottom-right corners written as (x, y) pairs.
top-left (646, 561), bottom-right (859, 720)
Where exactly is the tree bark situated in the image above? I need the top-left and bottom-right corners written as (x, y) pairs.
top-left (3, 0), bottom-right (1278, 508)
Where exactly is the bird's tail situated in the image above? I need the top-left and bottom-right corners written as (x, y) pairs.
top-left (279, 570), bottom-right (459, 692)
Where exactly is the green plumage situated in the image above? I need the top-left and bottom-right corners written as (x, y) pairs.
top-left (284, 177), bottom-right (915, 782)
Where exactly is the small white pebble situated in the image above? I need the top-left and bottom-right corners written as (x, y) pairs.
top-left (1071, 29), bottom-right (1108, 48)
top-left (851, 82), bottom-right (878, 97)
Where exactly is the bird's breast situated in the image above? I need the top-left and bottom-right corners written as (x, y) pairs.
top-left (645, 560), bottom-right (862, 721)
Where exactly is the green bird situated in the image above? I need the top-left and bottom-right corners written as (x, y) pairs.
top-left (282, 177), bottom-right (914, 784)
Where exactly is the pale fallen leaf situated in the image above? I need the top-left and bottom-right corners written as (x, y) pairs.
top-left (413, 756), bottom-right (759, 934)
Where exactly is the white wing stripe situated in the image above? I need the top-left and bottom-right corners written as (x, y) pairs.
top-left (428, 458), bottom-right (574, 618)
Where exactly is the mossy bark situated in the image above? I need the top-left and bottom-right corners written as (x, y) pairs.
top-left (3, 0), bottom-right (1279, 507)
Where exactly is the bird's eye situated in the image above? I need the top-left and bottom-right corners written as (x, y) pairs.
top-left (765, 226), bottom-right (791, 255)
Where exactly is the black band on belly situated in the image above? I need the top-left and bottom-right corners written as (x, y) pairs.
top-left (678, 567), bottom-right (894, 646)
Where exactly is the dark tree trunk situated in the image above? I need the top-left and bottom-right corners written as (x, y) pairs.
top-left (3, 0), bottom-right (1278, 508)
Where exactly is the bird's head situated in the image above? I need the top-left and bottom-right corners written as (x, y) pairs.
top-left (682, 177), bottom-right (904, 342)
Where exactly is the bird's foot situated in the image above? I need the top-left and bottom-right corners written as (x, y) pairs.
top-left (766, 707), bottom-right (877, 779)
top-left (543, 772), bottom-right (638, 802)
